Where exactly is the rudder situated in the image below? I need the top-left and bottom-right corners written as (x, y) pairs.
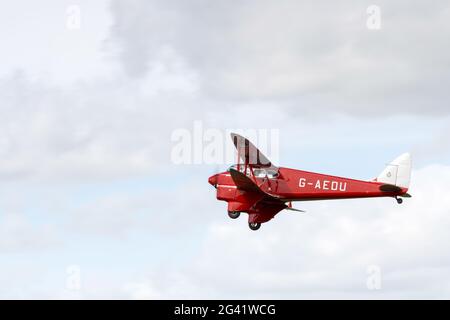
top-left (376, 153), bottom-right (412, 189)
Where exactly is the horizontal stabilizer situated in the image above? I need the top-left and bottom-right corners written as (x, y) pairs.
top-left (379, 184), bottom-right (403, 193)
top-left (285, 207), bottom-right (306, 213)
top-left (399, 193), bottom-right (412, 198)
top-left (230, 133), bottom-right (277, 169)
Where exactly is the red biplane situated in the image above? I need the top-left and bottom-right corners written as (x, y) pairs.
top-left (208, 133), bottom-right (412, 231)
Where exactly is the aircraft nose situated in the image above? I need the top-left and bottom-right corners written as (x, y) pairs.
top-left (208, 174), bottom-right (218, 187)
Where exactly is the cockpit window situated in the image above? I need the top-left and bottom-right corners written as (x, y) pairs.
top-left (254, 168), bottom-right (279, 179)
top-left (228, 164), bottom-right (251, 176)
top-left (228, 165), bottom-right (278, 179)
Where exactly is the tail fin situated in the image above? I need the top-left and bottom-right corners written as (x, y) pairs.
top-left (376, 153), bottom-right (412, 189)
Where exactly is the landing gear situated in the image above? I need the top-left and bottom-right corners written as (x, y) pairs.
top-left (248, 222), bottom-right (261, 231)
top-left (228, 211), bottom-right (241, 219)
top-left (396, 197), bottom-right (403, 204)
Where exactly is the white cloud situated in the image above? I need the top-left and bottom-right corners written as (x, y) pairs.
top-left (0, 0), bottom-right (114, 84)
top-left (124, 282), bottom-right (161, 300)
top-left (0, 62), bottom-right (199, 181)
top-left (0, 0), bottom-right (449, 299)
top-left (109, 0), bottom-right (450, 115)
top-left (0, 212), bottom-right (59, 252)
top-left (68, 175), bottom-right (220, 237)
top-left (1, 1), bottom-right (449, 183)
top-left (125, 165), bottom-right (450, 299)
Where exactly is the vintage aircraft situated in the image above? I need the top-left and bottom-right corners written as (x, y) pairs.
top-left (208, 133), bottom-right (412, 231)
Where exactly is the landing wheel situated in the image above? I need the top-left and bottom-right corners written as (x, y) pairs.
top-left (249, 222), bottom-right (261, 231)
top-left (228, 211), bottom-right (240, 219)
top-left (396, 197), bottom-right (403, 204)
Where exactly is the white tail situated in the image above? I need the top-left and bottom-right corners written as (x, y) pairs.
top-left (376, 153), bottom-right (412, 189)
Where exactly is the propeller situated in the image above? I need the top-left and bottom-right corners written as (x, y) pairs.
top-left (208, 164), bottom-right (222, 189)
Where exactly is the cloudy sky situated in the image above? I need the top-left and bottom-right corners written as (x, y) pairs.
top-left (1, 0), bottom-right (450, 299)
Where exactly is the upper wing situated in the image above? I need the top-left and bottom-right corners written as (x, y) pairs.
top-left (230, 133), bottom-right (278, 170)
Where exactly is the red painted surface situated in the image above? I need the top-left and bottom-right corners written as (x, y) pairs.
top-left (209, 133), bottom-right (410, 229)
top-left (210, 168), bottom-right (408, 202)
